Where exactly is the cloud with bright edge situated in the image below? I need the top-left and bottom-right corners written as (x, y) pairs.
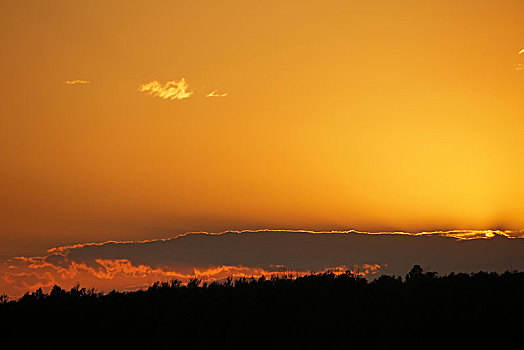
top-left (519, 49), bottom-right (524, 54)
top-left (65, 80), bottom-right (90, 85)
top-left (206, 90), bottom-right (228, 97)
top-left (1, 229), bottom-right (524, 298)
top-left (139, 79), bottom-right (193, 100)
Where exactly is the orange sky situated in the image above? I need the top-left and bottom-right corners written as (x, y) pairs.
top-left (1, 0), bottom-right (524, 257)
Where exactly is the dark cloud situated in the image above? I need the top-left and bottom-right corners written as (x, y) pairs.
top-left (2, 230), bottom-right (524, 297)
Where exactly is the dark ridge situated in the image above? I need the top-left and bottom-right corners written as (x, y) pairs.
top-left (1, 265), bottom-right (523, 348)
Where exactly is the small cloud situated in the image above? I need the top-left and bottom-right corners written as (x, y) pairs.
top-left (206, 90), bottom-right (228, 98)
top-left (139, 79), bottom-right (193, 100)
top-left (515, 64), bottom-right (524, 71)
top-left (519, 49), bottom-right (524, 54)
top-left (65, 80), bottom-right (90, 85)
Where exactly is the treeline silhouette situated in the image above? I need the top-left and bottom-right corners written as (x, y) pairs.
top-left (1, 265), bottom-right (523, 348)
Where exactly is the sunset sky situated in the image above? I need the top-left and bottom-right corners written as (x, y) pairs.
top-left (1, 1), bottom-right (523, 296)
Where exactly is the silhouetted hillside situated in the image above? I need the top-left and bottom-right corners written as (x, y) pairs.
top-left (1, 266), bottom-right (523, 348)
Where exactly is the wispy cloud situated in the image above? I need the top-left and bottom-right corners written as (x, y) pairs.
top-left (516, 64), bottom-right (524, 71)
top-left (65, 80), bottom-right (90, 85)
top-left (206, 90), bottom-right (228, 98)
top-left (139, 79), bottom-right (193, 100)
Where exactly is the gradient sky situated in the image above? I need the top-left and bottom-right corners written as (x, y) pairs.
top-left (1, 0), bottom-right (524, 259)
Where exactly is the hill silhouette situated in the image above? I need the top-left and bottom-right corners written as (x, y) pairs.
top-left (1, 265), bottom-right (522, 348)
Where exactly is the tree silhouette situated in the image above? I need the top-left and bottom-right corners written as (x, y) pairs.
top-left (0, 265), bottom-right (522, 348)
top-left (406, 264), bottom-right (424, 280)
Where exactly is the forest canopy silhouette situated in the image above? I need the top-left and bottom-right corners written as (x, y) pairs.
top-left (1, 265), bottom-right (522, 348)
